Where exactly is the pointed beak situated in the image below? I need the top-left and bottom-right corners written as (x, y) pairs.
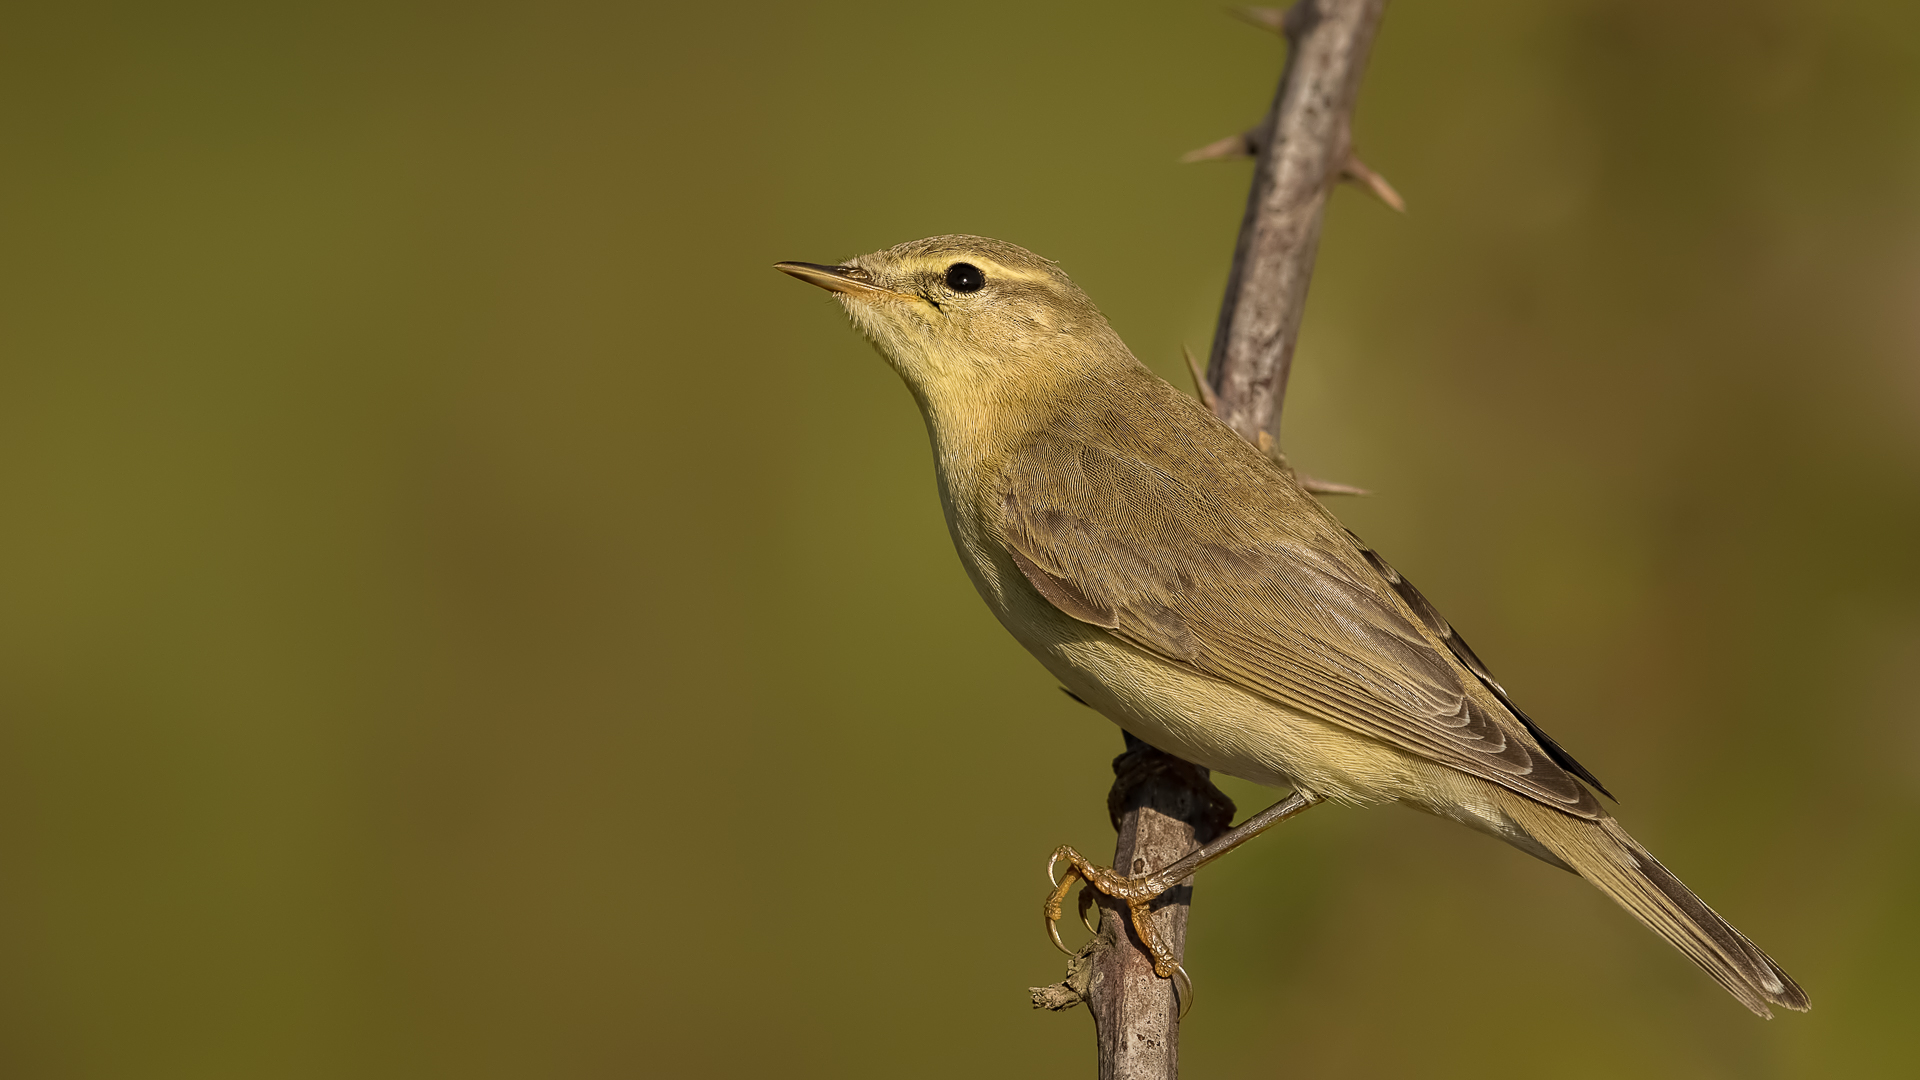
top-left (774, 261), bottom-right (894, 298)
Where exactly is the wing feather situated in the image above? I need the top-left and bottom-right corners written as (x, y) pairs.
top-left (999, 406), bottom-right (1601, 818)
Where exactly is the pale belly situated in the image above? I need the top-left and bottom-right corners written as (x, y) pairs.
top-left (1001, 585), bottom-right (1428, 810)
top-left (1012, 606), bottom-right (1567, 864)
top-left (932, 504), bottom-right (1565, 865)
top-left (937, 492), bottom-right (1565, 863)
top-left (937, 494), bottom-right (1413, 806)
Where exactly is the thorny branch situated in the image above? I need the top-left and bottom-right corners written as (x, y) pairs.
top-left (1028, 4), bottom-right (1394, 1078)
top-left (1207, 0), bottom-right (1391, 447)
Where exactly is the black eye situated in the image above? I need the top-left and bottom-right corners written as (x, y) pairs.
top-left (945, 262), bottom-right (986, 293)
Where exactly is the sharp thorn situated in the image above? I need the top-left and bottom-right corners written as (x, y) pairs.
top-left (1229, 6), bottom-right (1288, 34)
top-left (1180, 131), bottom-right (1257, 163)
top-left (1257, 433), bottom-right (1369, 494)
top-left (1182, 344), bottom-right (1220, 414)
top-left (1298, 474), bottom-right (1372, 497)
top-left (1341, 154), bottom-right (1406, 213)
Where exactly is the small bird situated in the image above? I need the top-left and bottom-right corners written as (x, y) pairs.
top-left (777, 235), bottom-right (1808, 1018)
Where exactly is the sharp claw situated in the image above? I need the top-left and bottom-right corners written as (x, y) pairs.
top-left (1044, 851), bottom-right (1081, 957)
top-left (1173, 965), bottom-right (1195, 1018)
top-left (1077, 883), bottom-right (1099, 935)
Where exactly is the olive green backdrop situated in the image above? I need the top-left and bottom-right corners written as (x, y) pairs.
top-left (3, 1), bottom-right (1918, 1076)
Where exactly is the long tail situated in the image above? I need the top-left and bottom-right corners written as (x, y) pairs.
top-left (1500, 794), bottom-right (1809, 1018)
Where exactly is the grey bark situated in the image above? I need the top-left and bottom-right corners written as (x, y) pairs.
top-left (1028, 4), bottom-right (1391, 1077)
top-left (1208, 0), bottom-right (1389, 446)
top-left (1085, 740), bottom-right (1233, 1079)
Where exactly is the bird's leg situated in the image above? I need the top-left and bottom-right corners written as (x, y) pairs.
top-left (1045, 847), bottom-right (1187, 978)
top-left (1045, 789), bottom-right (1322, 978)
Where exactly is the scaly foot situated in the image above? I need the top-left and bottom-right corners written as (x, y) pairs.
top-left (1043, 845), bottom-right (1187, 979)
top-left (1040, 791), bottom-right (1321, 1017)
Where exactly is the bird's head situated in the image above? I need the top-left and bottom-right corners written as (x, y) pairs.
top-left (777, 235), bottom-right (1123, 412)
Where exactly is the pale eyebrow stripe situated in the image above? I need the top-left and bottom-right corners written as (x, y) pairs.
top-left (969, 264), bottom-right (1053, 285)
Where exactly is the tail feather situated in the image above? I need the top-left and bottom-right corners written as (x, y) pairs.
top-left (1501, 795), bottom-right (1809, 1018)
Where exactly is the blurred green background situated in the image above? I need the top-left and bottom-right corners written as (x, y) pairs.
top-left (3, 1), bottom-right (1918, 1076)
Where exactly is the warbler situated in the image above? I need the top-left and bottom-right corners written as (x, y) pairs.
top-left (777, 235), bottom-right (1807, 1017)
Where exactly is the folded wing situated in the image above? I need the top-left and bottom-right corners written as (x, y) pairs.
top-left (999, 417), bottom-right (1601, 819)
